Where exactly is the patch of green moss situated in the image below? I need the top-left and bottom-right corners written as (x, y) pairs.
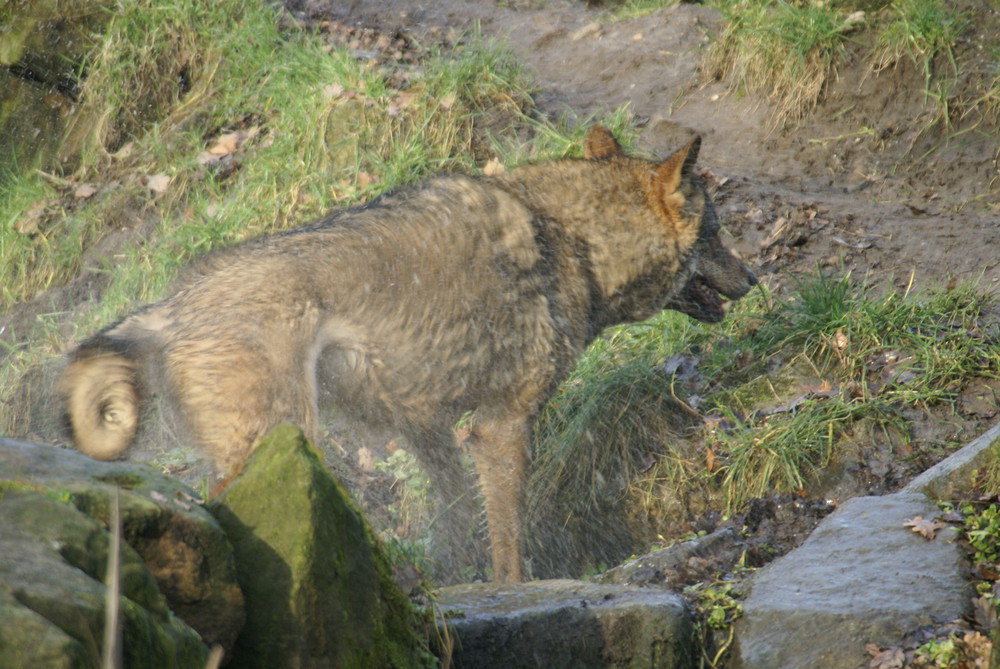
top-left (210, 423), bottom-right (432, 668)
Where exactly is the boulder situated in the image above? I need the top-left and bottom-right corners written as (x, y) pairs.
top-left (0, 437), bottom-right (245, 651)
top-left (732, 492), bottom-right (972, 669)
top-left (0, 490), bottom-right (208, 668)
top-left (436, 579), bottom-right (697, 669)
top-left (209, 423), bottom-right (431, 669)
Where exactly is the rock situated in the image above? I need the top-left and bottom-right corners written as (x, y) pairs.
top-left (601, 528), bottom-right (744, 588)
top-left (0, 437), bottom-right (245, 652)
top-left (903, 420), bottom-right (1000, 500)
top-left (209, 423), bottom-right (430, 669)
top-left (436, 579), bottom-right (696, 669)
top-left (0, 490), bottom-right (208, 668)
top-left (732, 492), bottom-right (972, 669)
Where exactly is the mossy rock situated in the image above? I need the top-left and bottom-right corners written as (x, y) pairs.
top-left (210, 423), bottom-right (432, 669)
top-left (0, 437), bottom-right (245, 652)
top-left (0, 490), bottom-right (208, 669)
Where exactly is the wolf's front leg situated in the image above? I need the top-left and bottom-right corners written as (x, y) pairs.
top-left (468, 415), bottom-right (530, 583)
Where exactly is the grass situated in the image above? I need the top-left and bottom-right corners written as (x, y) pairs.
top-left (704, 0), bottom-right (999, 133)
top-left (872, 0), bottom-right (967, 84)
top-left (526, 272), bottom-right (999, 573)
top-left (606, 0), bottom-right (678, 21)
top-left (706, 0), bottom-right (860, 125)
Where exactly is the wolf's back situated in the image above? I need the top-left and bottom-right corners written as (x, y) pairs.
top-left (59, 335), bottom-right (140, 461)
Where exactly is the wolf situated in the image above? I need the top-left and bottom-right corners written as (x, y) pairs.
top-left (59, 126), bottom-right (756, 583)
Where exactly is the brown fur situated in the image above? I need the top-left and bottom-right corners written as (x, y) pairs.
top-left (60, 126), bottom-right (756, 582)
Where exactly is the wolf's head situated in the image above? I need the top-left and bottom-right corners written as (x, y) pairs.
top-left (664, 186), bottom-right (758, 323)
top-left (584, 126), bottom-right (757, 323)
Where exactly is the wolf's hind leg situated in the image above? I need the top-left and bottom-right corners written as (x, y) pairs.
top-left (406, 424), bottom-right (485, 581)
top-left (468, 415), bottom-right (529, 584)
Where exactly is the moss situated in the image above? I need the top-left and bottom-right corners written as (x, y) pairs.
top-left (210, 423), bottom-right (431, 668)
top-left (0, 491), bottom-right (208, 668)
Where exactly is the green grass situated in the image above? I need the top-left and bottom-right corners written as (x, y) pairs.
top-left (872, 0), bottom-right (967, 84)
top-left (526, 272), bottom-right (999, 571)
top-left (706, 0), bottom-right (859, 124)
top-left (704, 0), bottom-right (997, 132)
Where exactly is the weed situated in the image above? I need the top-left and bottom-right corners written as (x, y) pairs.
top-left (914, 635), bottom-right (960, 668)
top-left (872, 0), bottom-right (967, 84)
top-left (706, 0), bottom-right (860, 124)
top-left (375, 448), bottom-right (435, 544)
top-left (962, 502), bottom-right (1000, 566)
top-left (685, 576), bottom-right (745, 668)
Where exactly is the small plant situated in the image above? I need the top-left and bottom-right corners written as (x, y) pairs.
top-left (685, 577), bottom-right (744, 668)
top-left (962, 502), bottom-right (1000, 567)
top-left (914, 635), bottom-right (960, 668)
top-left (374, 448), bottom-right (435, 542)
top-left (873, 0), bottom-right (967, 84)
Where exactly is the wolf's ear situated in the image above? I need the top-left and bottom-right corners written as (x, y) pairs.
top-left (583, 126), bottom-right (624, 160)
top-left (653, 135), bottom-right (702, 193)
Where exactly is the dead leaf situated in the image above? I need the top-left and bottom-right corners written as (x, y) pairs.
top-left (832, 328), bottom-right (848, 350)
top-left (438, 91), bottom-right (458, 110)
top-left (206, 130), bottom-right (245, 156)
top-left (356, 446), bottom-right (375, 473)
top-left (178, 490), bottom-right (204, 505)
top-left (812, 379), bottom-right (837, 396)
top-left (831, 236), bottom-right (873, 250)
top-left (322, 82), bottom-right (346, 99)
top-left (112, 141), bottom-right (135, 160)
top-left (972, 594), bottom-right (999, 630)
top-left (387, 91), bottom-right (418, 117)
top-left (865, 643), bottom-right (904, 669)
top-left (705, 447), bottom-right (716, 473)
top-left (355, 171), bottom-right (377, 188)
top-left (661, 353), bottom-right (700, 381)
top-left (961, 631), bottom-right (992, 665)
top-left (482, 157), bottom-right (505, 176)
top-left (149, 490), bottom-right (168, 504)
top-left (146, 173), bottom-right (170, 195)
top-left (15, 203), bottom-right (47, 235)
top-left (746, 208), bottom-right (767, 227)
top-left (904, 515), bottom-right (947, 540)
top-left (74, 183), bottom-right (97, 199)
top-left (842, 11), bottom-right (866, 32)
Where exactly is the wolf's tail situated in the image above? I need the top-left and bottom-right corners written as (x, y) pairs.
top-left (59, 336), bottom-right (140, 461)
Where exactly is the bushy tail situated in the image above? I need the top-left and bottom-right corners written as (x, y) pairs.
top-left (59, 336), bottom-right (140, 461)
